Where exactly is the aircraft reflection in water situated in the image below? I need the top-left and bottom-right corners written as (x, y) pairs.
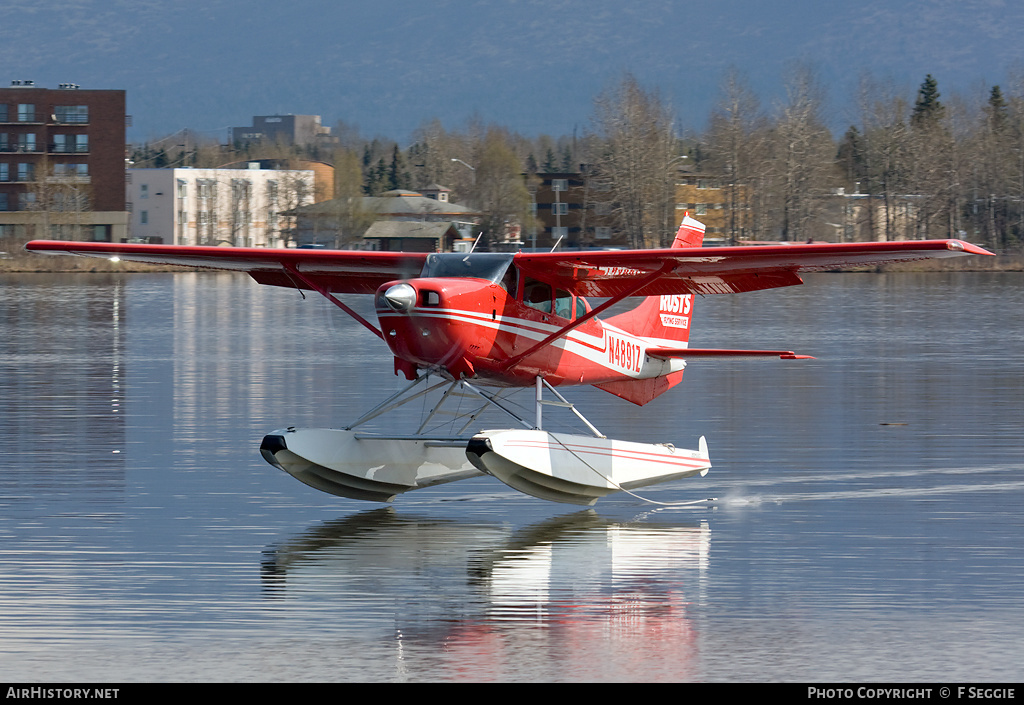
top-left (261, 509), bottom-right (709, 680)
top-left (27, 216), bottom-right (992, 506)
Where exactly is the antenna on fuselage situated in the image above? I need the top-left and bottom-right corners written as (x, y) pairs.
top-left (468, 232), bottom-right (483, 253)
top-left (550, 235), bottom-right (563, 252)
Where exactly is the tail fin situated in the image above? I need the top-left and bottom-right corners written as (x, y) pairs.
top-left (671, 212), bottom-right (706, 248)
top-left (595, 215), bottom-right (704, 405)
top-left (604, 214), bottom-right (703, 343)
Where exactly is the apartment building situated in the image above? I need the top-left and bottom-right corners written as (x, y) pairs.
top-left (530, 172), bottom-right (618, 248)
top-left (128, 166), bottom-right (315, 247)
top-left (0, 81), bottom-right (128, 241)
top-left (230, 115), bottom-right (335, 148)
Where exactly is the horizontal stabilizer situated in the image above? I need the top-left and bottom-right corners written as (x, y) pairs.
top-left (649, 347), bottom-right (815, 360)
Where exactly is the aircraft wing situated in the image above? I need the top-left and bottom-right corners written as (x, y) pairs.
top-left (24, 241), bottom-right (428, 295)
top-left (512, 239), bottom-right (994, 297)
top-left (26, 237), bottom-right (993, 298)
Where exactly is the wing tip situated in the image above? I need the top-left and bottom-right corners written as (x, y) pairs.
top-left (948, 239), bottom-right (996, 256)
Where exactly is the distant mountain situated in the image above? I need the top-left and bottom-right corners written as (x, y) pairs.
top-left (2, 0), bottom-right (1021, 143)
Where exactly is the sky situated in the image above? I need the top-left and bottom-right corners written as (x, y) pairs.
top-left (2, 0), bottom-right (1022, 144)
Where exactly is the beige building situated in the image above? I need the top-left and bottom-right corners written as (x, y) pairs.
top-left (674, 171), bottom-right (748, 244)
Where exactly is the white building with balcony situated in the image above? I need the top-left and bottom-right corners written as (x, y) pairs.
top-left (128, 165), bottom-right (315, 247)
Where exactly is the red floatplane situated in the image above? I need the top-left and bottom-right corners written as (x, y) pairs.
top-left (27, 216), bottom-right (992, 505)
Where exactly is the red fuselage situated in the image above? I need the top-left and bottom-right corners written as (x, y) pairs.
top-left (374, 269), bottom-right (683, 388)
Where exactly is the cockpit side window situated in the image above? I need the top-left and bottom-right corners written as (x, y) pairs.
top-left (554, 288), bottom-right (573, 319)
top-left (523, 278), bottom-right (552, 314)
top-left (576, 296), bottom-right (590, 319)
top-left (522, 278), bottom-right (586, 321)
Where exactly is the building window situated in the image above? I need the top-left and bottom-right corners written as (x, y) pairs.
top-left (53, 163), bottom-right (88, 177)
top-left (551, 179), bottom-right (568, 192)
top-left (0, 193), bottom-right (7, 211)
top-left (695, 204), bottom-right (707, 215)
top-left (54, 105), bottom-right (89, 124)
top-left (0, 105), bottom-right (7, 122)
top-left (16, 133), bottom-right (35, 152)
top-left (552, 226), bottom-right (568, 239)
top-left (17, 104), bottom-right (35, 122)
top-left (551, 202), bottom-right (568, 215)
top-left (140, 211), bottom-right (148, 224)
top-left (595, 227), bottom-right (612, 240)
top-left (16, 163), bottom-right (33, 181)
top-left (51, 134), bottom-right (86, 153)
top-left (140, 184), bottom-right (148, 198)
top-left (0, 163), bottom-right (7, 182)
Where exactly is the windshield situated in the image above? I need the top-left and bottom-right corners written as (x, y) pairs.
top-left (420, 252), bottom-right (515, 284)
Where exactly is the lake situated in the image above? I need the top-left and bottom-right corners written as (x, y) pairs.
top-left (1, 270), bottom-right (1022, 682)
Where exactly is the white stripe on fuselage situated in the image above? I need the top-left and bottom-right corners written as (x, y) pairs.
top-left (378, 308), bottom-right (686, 379)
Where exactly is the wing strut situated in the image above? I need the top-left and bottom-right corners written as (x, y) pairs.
top-left (283, 263), bottom-right (384, 341)
top-left (500, 261), bottom-right (675, 372)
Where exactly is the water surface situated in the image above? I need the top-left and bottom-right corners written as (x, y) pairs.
top-left (0, 271), bottom-right (1021, 682)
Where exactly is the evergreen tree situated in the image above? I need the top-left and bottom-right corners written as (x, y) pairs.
top-left (560, 145), bottom-right (574, 172)
top-left (987, 85), bottom-right (1009, 131)
top-left (836, 125), bottom-right (867, 188)
top-left (912, 74), bottom-right (944, 128)
top-left (387, 144), bottom-right (409, 191)
top-left (543, 148), bottom-right (557, 172)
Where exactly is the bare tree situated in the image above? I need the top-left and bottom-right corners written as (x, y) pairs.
top-left (855, 73), bottom-right (914, 240)
top-left (229, 176), bottom-right (252, 246)
top-left (769, 62), bottom-right (834, 241)
top-left (589, 73), bottom-right (678, 248)
top-left (470, 128), bottom-right (534, 247)
top-left (330, 148), bottom-right (376, 248)
top-left (703, 68), bottom-right (768, 243)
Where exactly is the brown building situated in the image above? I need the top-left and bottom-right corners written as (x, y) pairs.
top-left (530, 172), bottom-right (618, 249)
top-left (0, 81), bottom-right (128, 241)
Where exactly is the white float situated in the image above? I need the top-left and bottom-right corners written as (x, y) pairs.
top-left (466, 429), bottom-right (711, 505)
top-left (260, 428), bottom-right (482, 502)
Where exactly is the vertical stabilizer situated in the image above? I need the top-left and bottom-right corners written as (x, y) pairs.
top-left (671, 212), bottom-right (706, 248)
top-left (595, 215), bottom-right (704, 405)
top-left (604, 214), bottom-right (704, 342)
